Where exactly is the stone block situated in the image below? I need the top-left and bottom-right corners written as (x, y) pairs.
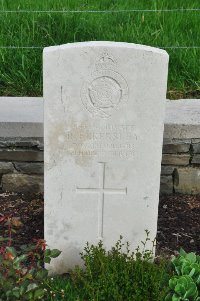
top-left (162, 142), bottom-right (190, 154)
top-left (0, 162), bottom-right (14, 174)
top-left (162, 154), bottom-right (190, 166)
top-left (160, 175), bottom-right (173, 194)
top-left (161, 165), bottom-right (175, 175)
top-left (192, 155), bottom-right (200, 165)
top-left (0, 149), bottom-right (43, 162)
top-left (174, 167), bottom-right (200, 194)
top-left (192, 143), bottom-right (200, 154)
top-left (192, 138), bottom-right (200, 144)
top-left (14, 162), bottom-right (44, 174)
top-left (0, 137), bottom-right (43, 149)
top-left (2, 174), bottom-right (44, 193)
top-left (14, 138), bottom-right (44, 150)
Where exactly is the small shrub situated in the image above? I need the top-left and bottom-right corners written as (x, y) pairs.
top-left (0, 214), bottom-right (61, 301)
top-left (71, 232), bottom-right (169, 301)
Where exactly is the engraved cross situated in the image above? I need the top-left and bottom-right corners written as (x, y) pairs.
top-left (76, 162), bottom-right (127, 240)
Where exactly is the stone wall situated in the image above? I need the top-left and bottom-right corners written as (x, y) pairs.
top-left (161, 138), bottom-right (200, 194)
top-left (0, 97), bottom-right (200, 195)
top-left (0, 138), bottom-right (44, 193)
top-left (0, 137), bottom-right (199, 194)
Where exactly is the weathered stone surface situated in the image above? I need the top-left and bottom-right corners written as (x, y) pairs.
top-left (162, 142), bottom-right (190, 154)
top-left (13, 162), bottom-right (44, 174)
top-left (160, 176), bottom-right (173, 194)
top-left (162, 154), bottom-right (190, 166)
top-left (163, 138), bottom-right (191, 144)
top-left (174, 167), bottom-right (200, 194)
top-left (0, 150), bottom-right (43, 162)
top-left (0, 162), bottom-right (14, 174)
top-left (14, 138), bottom-right (44, 150)
top-left (173, 168), bottom-right (179, 186)
top-left (44, 41), bottom-right (168, 273)
top-left (161, 165), bottom-right (175, 175)
top-left (192, 155), bottom-right (200, 165)
top-left (0, 137), bottom-right (43, 149)
top-left (2, 174), bottom-right (43, 193)
top-left (192, 139), bottom-right (200, 143)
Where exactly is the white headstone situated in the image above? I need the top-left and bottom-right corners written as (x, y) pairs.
top-left (44, 41), bottom-right (169, 273)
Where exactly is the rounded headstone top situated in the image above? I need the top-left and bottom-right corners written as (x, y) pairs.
top-left (43, 41), bottom-right (168, 57)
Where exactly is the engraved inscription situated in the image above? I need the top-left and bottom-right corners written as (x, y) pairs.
top-left (61, 123), bottom-right (137, 159)
top-left (76, 162), bottom-right (127, 239)
top-left (81, 52), bottom-right (128, 119)
top-left (48, 122), bottom-right (137, 169)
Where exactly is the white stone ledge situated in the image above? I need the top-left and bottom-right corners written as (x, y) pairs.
top-left (164, 99), bottom-right (200, 139)
top-left (0, 97), bottom-right (199, 138)
top-left (0, 97), bottom-right (43, 137)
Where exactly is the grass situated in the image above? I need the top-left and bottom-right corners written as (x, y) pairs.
top-left (0, 0), bottom-right (200, 98)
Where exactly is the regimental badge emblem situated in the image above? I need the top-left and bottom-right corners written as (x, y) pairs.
top-left (81, 51), bottom-right (129, 119)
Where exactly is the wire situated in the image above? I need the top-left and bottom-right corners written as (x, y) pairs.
top-left (0, 46), bottom-right (42, 49)
top-left (0, 46), bottom-right (43, 49)
top-left (0, 8), bottom-right (200, 13)
top-left (163, 46), bottom-right (200, 49)
top-left (0, 46), bottom-right (200, 50)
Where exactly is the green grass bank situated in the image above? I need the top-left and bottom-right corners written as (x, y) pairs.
top-left (0, 0), bottom-right (200, 98)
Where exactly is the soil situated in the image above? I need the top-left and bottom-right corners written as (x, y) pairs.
top-left (156, 194), bottom-right (200, 256)
top-left (0, 192), bottom-right (199, 257)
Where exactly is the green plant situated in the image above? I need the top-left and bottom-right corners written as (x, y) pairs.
top-left (166, 275), bottom-right (199, 301)
top-left (0, 214), bottom-right (61, 301)
top-left (71, 232), bottom-right (169, 301)
top-left (166, 249), bottom-right (200, 301)
top-left (172, 249), bottom-right (200, 283)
